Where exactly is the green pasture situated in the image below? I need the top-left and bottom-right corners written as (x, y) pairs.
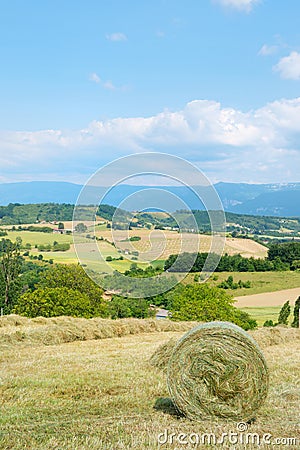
top-left (6, 230), bottom-right (73, 246)
top-left (239, 306), bottom-right (285, 327)
top-left (27, 238), bottom-right (148, 273)
top-left (186, 271), bottom-right (300, 296)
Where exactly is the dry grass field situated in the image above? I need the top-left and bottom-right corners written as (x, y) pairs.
top-left (96, 228), bottom-right (268, 260)
top-left (0, 316), bottom-right (299, 449)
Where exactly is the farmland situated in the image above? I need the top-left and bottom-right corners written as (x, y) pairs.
top-left (2, 221), bottom-right (300, 328)
top-left (197, 271), bottom-right (300, 296)
top-left (3, 223), bottom-right (269, 274)
top-left (3, 225), bottom-right (300, 301)
top-left (239, 306), bottom-right (282, 327)
top-left (95, 228), bottom-right (268, 260)
top-left (0, 319), bottom-right (299, 450)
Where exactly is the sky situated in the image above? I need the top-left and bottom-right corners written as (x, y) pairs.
top-left (1, 0), bottom-right (300, 185)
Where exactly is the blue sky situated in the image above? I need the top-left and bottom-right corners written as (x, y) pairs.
top-left (1, 0), bottom-right (300, 184)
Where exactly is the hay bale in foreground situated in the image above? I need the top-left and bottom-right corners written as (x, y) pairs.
top-left (150, 326), bottom-right (300, 373)
top-left (167, 322), bottom-right (269, 421)
top-left (149, 338), bottom-right (178, 373)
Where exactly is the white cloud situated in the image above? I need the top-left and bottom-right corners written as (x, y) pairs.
top-left (1, 98), bottom-right (300, 183)
top-left (258, 44), bottom-right (279, 56)
top-left (103, 80), bottom-right (116, 90)
top-left (89, 74), bottom-right (122, 90)
top-left (274, 51), bottom-right (300, 80)
top-left (213, 0), bottom-right (259, 12)
top-left (89, 73), bottom-right (101, 83)
top-left (105, 32), bottom-right (127, 42)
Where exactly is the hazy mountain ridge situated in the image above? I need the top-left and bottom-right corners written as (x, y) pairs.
top-left (0, 181), bottom-right (299, 217)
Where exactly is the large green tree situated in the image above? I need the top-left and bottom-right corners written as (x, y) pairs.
top-left (38, 264), bottom-right (108, 317)
top-left (0, 238), bottom-right (23, 312)
top-left (168, 283), bottom-right (257, 330)
top-left (14, 287), bottom-right (97, 318)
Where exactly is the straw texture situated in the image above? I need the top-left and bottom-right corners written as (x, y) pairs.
top-left (167, 322), bottom-right (269, 421)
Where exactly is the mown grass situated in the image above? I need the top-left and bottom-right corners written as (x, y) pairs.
top-left (0, 326), bottom-right (299, 450)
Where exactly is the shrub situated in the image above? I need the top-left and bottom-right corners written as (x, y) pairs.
top-left (37, 244), bottom-right (51, 252)
top-left (52, 242), bottom-right (70, 252)
top-left (218, 276), bottom-right (251, 290)
top-left (263, 320), bottom-right (275, 327)
top-left (231, 309), bottom-right (257, 331)
top-left (108, 295), bottom-right (155, 319)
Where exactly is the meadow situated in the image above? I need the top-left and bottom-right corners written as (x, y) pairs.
top-left (201, 271), bottom-right (300, 296)
top-left (239, 306), bottom-right (282, 327)
top-left (0, 318), bottom-right (299, 450)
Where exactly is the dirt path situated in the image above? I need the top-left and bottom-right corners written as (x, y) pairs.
top-left (235, 287), bottom-right (300, 307)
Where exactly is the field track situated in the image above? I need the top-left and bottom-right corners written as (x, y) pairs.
top-left (235, 287), bottom-right (300, 307)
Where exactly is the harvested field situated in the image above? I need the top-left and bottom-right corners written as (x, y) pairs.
top-left (0, 315), bottom-right (198, 347)
top-left (0, 323), bottom-right (299, 449)
top-left (96, 228), bottom-right (268, 260)
top-left (235, 287), bottom-right (300, 307)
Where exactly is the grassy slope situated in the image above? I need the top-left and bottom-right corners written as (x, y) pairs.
top-left (0, 328), bottom-right (299, 450)
top-left (185, 271), bottom-right (300, 296)
top-left (6, 230), bottom-right (73, 245)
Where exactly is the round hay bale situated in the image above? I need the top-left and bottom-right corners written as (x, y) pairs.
top-left (149, 338), bottom-right (178, 373)
top-left (167, 321), bottom-right (269, 421)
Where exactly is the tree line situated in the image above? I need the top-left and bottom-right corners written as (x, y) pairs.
top-left (164, 242), bottom-right (300, 273)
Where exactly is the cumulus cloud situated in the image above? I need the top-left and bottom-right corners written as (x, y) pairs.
top-left (105, 32), bottom-right (127, 42)
top-left (1, 98), bottom-right (300, 183)
top-left (274, 51), bottom-right (300, 80)
top-left (213, 0), bottom-right (259, 12)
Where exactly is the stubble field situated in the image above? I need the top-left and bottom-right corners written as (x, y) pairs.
top-left (0, 320), bottom-right (299, 450)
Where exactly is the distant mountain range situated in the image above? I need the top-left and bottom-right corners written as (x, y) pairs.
top-left (0, 181), bottom-right (299, 217)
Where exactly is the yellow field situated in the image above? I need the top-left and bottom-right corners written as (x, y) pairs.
top-left (0, 319), bottom-right (299, 450)
top-left (96, 228), bottom-right (268, 260)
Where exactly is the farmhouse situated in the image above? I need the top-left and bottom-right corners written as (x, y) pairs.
top-left (155, 309), bottom-right (171, 320)
top-left (52, 228), bottom-right (73, 234)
